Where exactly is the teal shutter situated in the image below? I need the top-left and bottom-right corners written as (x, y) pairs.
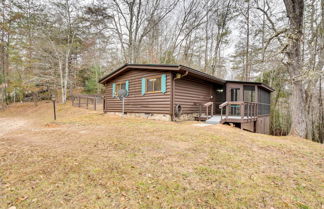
top-left (161, 74), bottom-right (167, 94)
top-left (141, 78), bottom-right (146, 95)
top-left (125, 80), bottom-right (129, 96)
top-left (112, 83), bottom-right (116, 97)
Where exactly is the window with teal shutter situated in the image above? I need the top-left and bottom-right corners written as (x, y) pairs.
top-left (125, 80), bottom-right (129, 96)
top-left (141, 78), bottom-right (146, 95)
top-left (112, 83), bottom-right (116, 97)
top-left (161, 74), bottom-right (167, 93)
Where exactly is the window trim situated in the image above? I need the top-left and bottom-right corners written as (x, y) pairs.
top-left (146, 76), bottom-right (162, 93)
top-left (114, 81), bottom-right (126, 96)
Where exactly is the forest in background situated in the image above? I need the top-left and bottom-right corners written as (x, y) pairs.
top-left (0, 0), bottom-right (323, 143)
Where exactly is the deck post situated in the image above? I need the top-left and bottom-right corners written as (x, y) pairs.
top-left (211, 103), bottom-right (213, 116)
top-left (206, 106), bottom-right (208, 118)
top-left (248, 103), bottom-right (250, 118)
top-left (241, 103), bottom-right (244, 119)
top-left (221, 108), bottom-right (223, 120)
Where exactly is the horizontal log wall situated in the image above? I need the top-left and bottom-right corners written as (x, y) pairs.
top-left (103, 70), bottom-right (171, 114)
top-left (174, 76), bottom-right (213, 114)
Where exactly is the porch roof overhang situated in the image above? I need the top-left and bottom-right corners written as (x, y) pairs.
top-left (225, 80), bottom-right (275, 92)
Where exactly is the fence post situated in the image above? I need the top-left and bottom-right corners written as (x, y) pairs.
top-left (72, 96), bottom-right (74, 106)
top-left (94, 97), bottom-right (97, 110)
top-left (78, 96), bottom-right (81, 107)
top-left (86, 97), bottom-right (89, 109)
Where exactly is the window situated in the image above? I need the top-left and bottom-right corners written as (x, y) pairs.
top-left (230, 88), bottom-right (240, 116)
top-left (146, 76), bottom-right (161, 93)
top-left (230, 88), bottom-right (240, 101)
top-left (114, 82), bottom-right (126, 96)
top-left (244, 85), bottom-right (255, 102)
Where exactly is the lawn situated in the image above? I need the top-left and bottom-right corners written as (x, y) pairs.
top-left (0, 102), bottom-right (323, 209)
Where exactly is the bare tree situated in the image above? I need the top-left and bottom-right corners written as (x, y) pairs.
top-left (283, 0), bottom-right (307, 137)
top-left (110, 0), bottom-right (178, 63)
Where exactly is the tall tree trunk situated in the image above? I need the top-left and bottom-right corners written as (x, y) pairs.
top-left (261, 0), bottom-right (266, 61)
top-left (319, 76), bottom-right (323, 143)
top-left (128, 0), bottom-right (135, 63)
top-left (63, 50), bottom-right (70, 104)
top-left (245, 0), bottom-right (250, 81)
top-left (1, 0), bottom-right (7, 108)
top-left (283, 0), bottom-right (307, 138)
top-left (204, 5), bottom-right (209, 72)
top-left (318, 0), bottom-right (324, 143)
top-left (58, 60), bottom-right (64, 104)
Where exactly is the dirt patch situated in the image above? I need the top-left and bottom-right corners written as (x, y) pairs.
top-left (44, 122), bottom-right (61, 128)
top-left (0, 118), bottom-right (28, 137)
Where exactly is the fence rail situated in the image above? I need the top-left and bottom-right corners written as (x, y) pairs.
top-left (71, 94), bottom-right (103, 111)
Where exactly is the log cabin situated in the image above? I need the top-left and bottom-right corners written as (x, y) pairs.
top-left (99, 64), bottom-right (274, 134)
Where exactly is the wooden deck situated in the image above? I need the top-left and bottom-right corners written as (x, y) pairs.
top-left (195, 115), bottom-right (257, 123)
top-left (193, 101), bottom-right (263, 133)
top-left (220, 116), bottom-right (257, 123)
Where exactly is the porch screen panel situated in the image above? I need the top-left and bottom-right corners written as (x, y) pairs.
top-left (243, 85), bottom-right (255, 102)
top-left (258, 88), bottom-right (270, 115)
top-left (244, 85), bottom-right (256, 116)
top-left (230, 88), bottom-right (240, 116)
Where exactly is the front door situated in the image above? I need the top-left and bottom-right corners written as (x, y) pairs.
top-left (230, 88), bottom-right (240, 116)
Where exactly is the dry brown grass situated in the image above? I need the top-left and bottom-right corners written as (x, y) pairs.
top-left (0, 102), bottom-right (323, 209)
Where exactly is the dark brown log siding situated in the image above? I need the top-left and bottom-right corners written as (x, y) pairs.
top-left (174, 76), bottom-right (213, 114)
top-left (103, 70), bottom-right (171, 114)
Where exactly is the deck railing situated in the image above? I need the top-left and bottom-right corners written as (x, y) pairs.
top-left (219, 101), bottom-right (258, 121)
top-left (194, 101), bottom-right (214, 120)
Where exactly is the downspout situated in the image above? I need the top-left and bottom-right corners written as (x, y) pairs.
top-left (171, 68), bottom-right (189, 121)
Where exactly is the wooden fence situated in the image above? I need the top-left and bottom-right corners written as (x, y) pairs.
top-left (71, 94), bottom-right (103, 111)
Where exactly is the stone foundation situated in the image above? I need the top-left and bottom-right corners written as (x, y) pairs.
top-left (105, 112), bottom-right (207, 122)
top-left (174, 113), bottom-right (196, 121)
top-left (173, 113), bottom-right (208, 121)
top-left (105, 112), bottom-right (171, 121)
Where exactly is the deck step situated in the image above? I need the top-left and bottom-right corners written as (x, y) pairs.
top-left (206, 116), bottom-right (222, 124)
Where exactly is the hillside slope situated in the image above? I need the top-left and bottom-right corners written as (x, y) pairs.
top-left (0, 102), bottom-right (323, 209)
